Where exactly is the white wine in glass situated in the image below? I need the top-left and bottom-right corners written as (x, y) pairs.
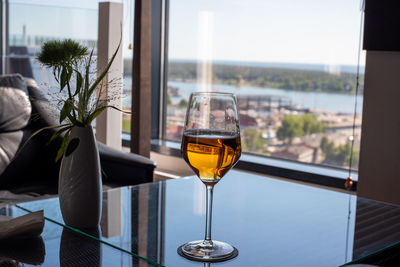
top-left (182, 129), bottom-right (241, 185)
top-left (178, 92), bottom-right (241, 262)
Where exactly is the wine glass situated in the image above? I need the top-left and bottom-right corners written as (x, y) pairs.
top-left (178, 92), bottom-right (241, 261)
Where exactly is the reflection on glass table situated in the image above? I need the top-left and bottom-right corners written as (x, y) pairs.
top-left (0, 205), bottom-right (148, 267)
top-left (16, 170), bottom-right (400, 266)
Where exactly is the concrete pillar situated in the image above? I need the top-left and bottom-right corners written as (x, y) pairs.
top-left (96, 2), bottom-right (123, 150)
top-left (357, 51), bottom-right (400, 205)
top-left (131, 0), bottom-right (152, 157)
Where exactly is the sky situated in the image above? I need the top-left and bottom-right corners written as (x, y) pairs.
top-left (9, 0), bottom-right (365, 66)
top-left (169, 0), bottom-right (366, 66)
top-left (9, 0), bottom-right (134, 57)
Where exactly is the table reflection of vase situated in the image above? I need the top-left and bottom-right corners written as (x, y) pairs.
top-left (100, 187), bottom-right (122, 238)
top-left (60, 227), bottom-right (101, 267)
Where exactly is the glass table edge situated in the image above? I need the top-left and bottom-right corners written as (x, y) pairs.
top-left (14, 203), bottom-right (165, 267)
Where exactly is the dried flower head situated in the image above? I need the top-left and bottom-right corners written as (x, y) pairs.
top-left (37, 39), bottom-right (87, 69)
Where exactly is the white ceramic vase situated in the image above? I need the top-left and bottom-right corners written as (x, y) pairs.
top-left (58, 125), bottom-right (102, 228)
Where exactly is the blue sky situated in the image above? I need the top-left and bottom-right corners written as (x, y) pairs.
top-left (10, 0), bottom-right (365, 66)
top-left (169, 0), bottom-right (365, 65)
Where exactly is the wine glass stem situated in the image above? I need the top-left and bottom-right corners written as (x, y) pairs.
top-left (204, 184), bottom-right (214, 246)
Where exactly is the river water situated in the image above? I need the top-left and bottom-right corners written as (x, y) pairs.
top-left (125, 78), bottom-right (363, 114)
top-left (168, 81), bottom-right (363, 114)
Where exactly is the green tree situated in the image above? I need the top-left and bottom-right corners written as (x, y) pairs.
top-left (320, 137), bottom-right (359, 168)
top-left (277, 115), bottom-right (304, 143)
top-left (242, 128), bottom-right (265, 152)
top-left (122, 117), bottom-right (131, 133)
top-left (235, 74), bottom-right (243, 86)
top-left (277, 114), bottom-right (324, 143)
top-left (347, 148), bottom-right (359, 169)
top-left (179, 99), bottom-right (188, 108)
top-left (320, 136), bottom-right (334, 154)
top-left (302, 114), bottom-right (324, 135)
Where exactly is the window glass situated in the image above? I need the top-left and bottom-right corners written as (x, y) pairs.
top-left (165, 0), bottom-right (365, 170)
top-left (7, 0), bottom-right (133, 137)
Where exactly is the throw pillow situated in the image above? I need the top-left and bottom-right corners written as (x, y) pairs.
top-left (0, 74), bottom-right (32, 176)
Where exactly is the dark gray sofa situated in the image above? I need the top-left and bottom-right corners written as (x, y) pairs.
top-left (0, 74), bottom-right (155, 201)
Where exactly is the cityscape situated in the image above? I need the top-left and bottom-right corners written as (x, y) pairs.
top-left (160, 60), bottom-right (363, 170)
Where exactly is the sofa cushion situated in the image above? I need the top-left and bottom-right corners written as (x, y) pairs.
top-left (0, 74), bottom-right (31, 132)
top-left (0, 131), bottom-right (24, 176)
top-left (0, 74), bottom-right (31, 175)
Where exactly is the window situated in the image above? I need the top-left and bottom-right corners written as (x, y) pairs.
top-left (163, 0), bottom-right (365, 174)
top-left (6, 0), bottom-right (133, 136)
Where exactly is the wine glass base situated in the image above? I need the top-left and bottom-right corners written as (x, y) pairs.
top-left (177, 240), bottom-right (238, 262)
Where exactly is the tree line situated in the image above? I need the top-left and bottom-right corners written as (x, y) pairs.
top-left (167, 62), bottom-right (363, 94)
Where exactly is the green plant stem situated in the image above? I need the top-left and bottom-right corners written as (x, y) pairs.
top-left (66, 80), bottom-right (77, 120)
top-left (78, 93), bottom-right (84, 122)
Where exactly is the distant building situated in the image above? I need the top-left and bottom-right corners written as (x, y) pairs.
top-left (271, 144), bottom-right (316, 163)
top-left (239, 112), bottom-right (258, 128)
top-left (166, 124), bottom-right (184, 141)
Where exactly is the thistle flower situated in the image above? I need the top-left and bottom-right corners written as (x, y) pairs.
top-left (38, 39), bottom-right (87, 69)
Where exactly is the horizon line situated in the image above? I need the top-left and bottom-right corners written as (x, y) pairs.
top-left (123, 57), bottom-right (365, 68)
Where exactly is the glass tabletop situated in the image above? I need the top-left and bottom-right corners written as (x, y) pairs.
top-left (16, 170), bottom-right (400, 266)
top-left (0, 204), bottom-right (151, 266)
